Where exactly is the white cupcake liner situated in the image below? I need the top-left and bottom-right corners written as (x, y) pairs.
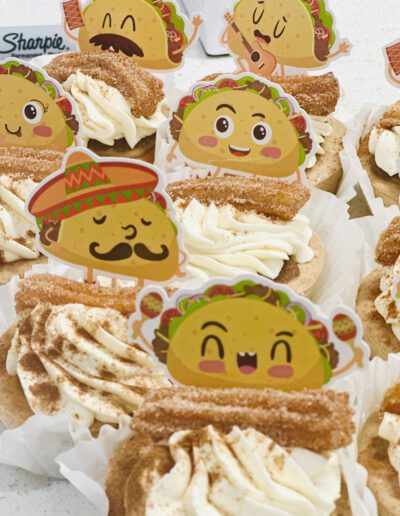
top-left (339, 103), bottom-right (397, 209)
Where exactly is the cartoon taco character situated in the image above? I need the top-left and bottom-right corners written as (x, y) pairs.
top-left (27, 149), bottom-right (184, 284)
top-left (133, 278), bottom-right (367, 390)
top-left (168, 75), bottom-right (314, 182)
top-left (63, 0), bottom-right (202, 70)
top-left (0, 60), bottom-right (79, 151)
top-left (222, 0), bottom-right (350, 75)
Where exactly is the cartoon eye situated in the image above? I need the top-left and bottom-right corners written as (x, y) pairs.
top-left (270, 340), bottom-right (292, 363)
top-left (252, 122), bottom-right (272, 145)
top-left (121, 15), bottom-right (135, 31)
top-left (141, 218), bottom-right (152, 226)
top-left (214, 116), bottom-right (234, 138)
top-left (201, 335), bottom-right (224, 359)
top-left (93, 215), bottom-right (107, 225)
top-left (102, 13), bottom-right (112, 29)
top-left (22, 101), bottom-right (44, 124)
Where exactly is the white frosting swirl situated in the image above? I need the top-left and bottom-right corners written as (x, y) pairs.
top-left (369, 125), bottom-right (400, 176)
top-left (0, 174), bottom-right (39, 263)
top-left (6, 303), bottom-right (168, 428)
top-left (63, 71), bottom-right (167, 148)
top-left (306, 115), bottom-right (333, 169)
top-left (379, 412), bottom-right (400, 482)
top-left (144, 425), bottom-right (341, 515)
top-left (375, 256), bottom-right (400, 340)
top-left (174, 199), bottom-right (314, 281)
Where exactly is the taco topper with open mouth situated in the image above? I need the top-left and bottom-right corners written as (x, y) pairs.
top-left (167, 73), bottom-right (316, 184)
top-left (0, 59), bottom-right (80, 151)
top-left (221, 0), bottom-right (350, 76)
top-left (26, 148), bottom-right (187, 284)
top-left (62, 0), bottom-right (203, 71)
top-left (130, 275), bottom-right (369, 390)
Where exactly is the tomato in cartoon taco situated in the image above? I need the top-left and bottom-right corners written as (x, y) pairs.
top-left (27, 149), bottom-right (184, 284)
top-left (168, 75), bottom-right (314, 182)
top-left (134, 279), bottom-right (368, 390)
top-left (222, 0), bottom-right (350, 75)
top-left (0, 60), bottom-right (79, 151)
top-left (64, 0), bottom-right (202, 70)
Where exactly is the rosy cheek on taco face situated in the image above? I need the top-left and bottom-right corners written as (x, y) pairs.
top-left (198, 135), bottom-right (218, 148)
top-left (33, 125), bottom-right (53, 137)
top-left (198, 360), bottom-right (225, 373)
top-left (260, 146), bottom-right (282, 159)
top-left (267, 364), bottom-right (294, 378)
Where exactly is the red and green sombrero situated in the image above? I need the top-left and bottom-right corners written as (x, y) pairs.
top-left (28, 150), bottom-right (160, 227)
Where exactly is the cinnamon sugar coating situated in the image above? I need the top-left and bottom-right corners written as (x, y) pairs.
top-left (167, 176), bottom-right (310, 221)
top-left (382, 382), bottom-right (400, 415)
top-left (15, 274), bottom-right (139, 316)
top-left (376, 216), bottom-right (400, 266)
top-left (0, 146), bottom-right (63, 181)
top-left (132, 387), bottom-right (354, 452)
top-left (45, 52), bottom-right (164, 119)
top-left (202, 73), bottom-right (339, 116)
top-left (380, 101), bottom-right (400, 130)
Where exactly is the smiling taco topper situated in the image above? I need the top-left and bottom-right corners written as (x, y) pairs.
top-left (26, 148), bottom-right (187, 284)
top-left (384, 38), bottom-right (400, 86)
top-left (221, 0), bottom-right (350, 76)
top-left (168, 73), bottom-right (315, 184)
top-left (61, 0), bottom-right (203, 71)
top-left (131, 276), bottom-right (369, 390)
top-left (0, 59), bottom-right (80, 151)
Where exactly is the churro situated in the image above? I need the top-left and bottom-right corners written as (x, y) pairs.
top-left (375, 216), bottom-right (400, 266)
top-left (380, 101), bottom-right (400, 130)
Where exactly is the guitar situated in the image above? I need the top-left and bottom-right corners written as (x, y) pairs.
top-left (224, 13), bottom-right (276, 77)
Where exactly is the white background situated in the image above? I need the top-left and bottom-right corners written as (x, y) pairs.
top-left (0, 0), bottom-right (399, 513)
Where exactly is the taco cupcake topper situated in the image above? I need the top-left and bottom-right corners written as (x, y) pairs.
top-left (384, 38), bottom-right (400, 87)
top-left (222, 0), bottom-right (350, 76)
top-left (130, 275), bottom-right (369, 390)
top-left (167, 73), bottom-right (316, 184)
top-left (61, 0), bottom-right (203, 71)
top-left (26, 147), bottom-right (187, 285)
top-left (0, 59), bottom-right (80, 151)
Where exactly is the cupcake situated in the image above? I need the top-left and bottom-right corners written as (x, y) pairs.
top-left (167, 176), bottom-right (324, 296)
top-left (158, 73), bottom-right (345, 193)
top-left (106, 386), bottom-right (355, 515)
top-left (356, 216), bottom-right (400, 358)
top-left (358, 101), bottom-right (400, 207)
top-left (45, 52), bottom-right (167, 162)
top-left (0, 274), bottom-right (169, 433)
top-left (0, 146), bottom-right (63, 285)
top-left (359, 380), bottom-right (400, 513)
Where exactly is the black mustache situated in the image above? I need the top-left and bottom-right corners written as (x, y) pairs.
top-left (89, 33), bottom-right (144, 57)
top-left (89, 242), bottom-right (133, 261)
top-left (133, 243), bottom-right (169, 262)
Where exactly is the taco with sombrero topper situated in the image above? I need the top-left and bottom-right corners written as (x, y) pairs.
top-left (0, 59), bottom-right (79, 151)
top-left (63, 0), bottom-right (203, 71)
top-left (131, 276), bottom-right (369, 390)
top-left (222, 0), bottom-right (350, 75)
top-left (167, 74), bottom-right (315, 183)
top-left (27, 148), bottom-right (185, 284)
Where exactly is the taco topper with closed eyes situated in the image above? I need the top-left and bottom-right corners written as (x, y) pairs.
top-left (167, 74), bottom-right (315, 184)
top-left (26, 148), bottom-right (187, 285)
top-left (221, 0), bottom-right (350, 77)
top-left (130, 276), bottom-right (370, 390)
top-left (61, 0), bottom-right (203, 71)
top-left (0, 59), bottom-right (80, 151)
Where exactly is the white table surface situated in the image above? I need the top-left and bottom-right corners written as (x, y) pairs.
top-left (0, 0), bottom-right (399, 514)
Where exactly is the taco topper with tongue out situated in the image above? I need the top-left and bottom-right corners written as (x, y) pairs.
top-left (130, 275), bottom-right (370, 390)
top-left (26, 148), bottom-right (187, 283)
top-left (61, 0), bottom-right (203, 71)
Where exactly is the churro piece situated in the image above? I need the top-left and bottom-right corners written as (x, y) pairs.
top-left (15, 274), bottom-right (139, 315)
top-left (382, 381), bottom-right (400, 415)
top-left (0, 146), bottom-right (63, 181)
top-left (375, 216), bottom-right (400, 266)
top-left (132, 387), bottom-right (354, 452)
top-left (167, 176), bottom-right (310, 221)
top-left (202, 73), bottom-right (339, 116)
top-left (380, 101), bottom-right (400, 130)
top-left (45, 52), bottom-right (164, 119)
